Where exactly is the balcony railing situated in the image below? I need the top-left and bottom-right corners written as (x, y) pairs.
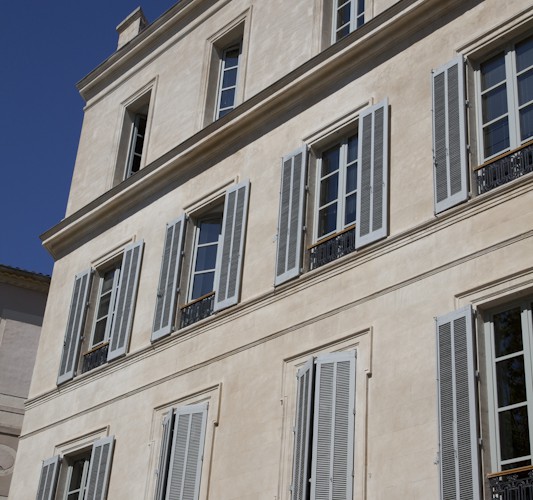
top-left (488, 465), bottom-right (533, 499)
top-left (180, 292), bottom-right (215, 329)
top-left (81, 343), bottom-right (109, 373)
top-left (475, 141), bottom-right (533, 195)
top-left (309, 226), bottom-right (356, 271)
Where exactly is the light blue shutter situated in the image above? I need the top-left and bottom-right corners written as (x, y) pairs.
top-left (85, 436), bottom-right (115, 500)
top-left (108, 240), bottom-right (144, 361)
top-left (35, 455), bottom-right (60, 500)
top-left (155, 411), bottom-right (175, 500)
top-left (152, 216), bottom-right (186, 341)
top-left (356, 99), bottom-right (389, 249)
top-left (275, 146), bottom-right (307, 286)
top-left (57, 269), bottom-right (92, 385)
top-left (165, 402), bottom-right (208, 500)
top-left (432, 57), bottom-right (468, 214)
top-left (213, 180), bottom-right (250, 312)
top-left (436, 306), bottom-right (480, 500)
top-left (310, 351), bottom-right (356, 500)
top-left (291, 358), bottom-right (315, 500)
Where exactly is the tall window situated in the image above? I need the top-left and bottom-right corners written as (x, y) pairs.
top-left (125, 113), bottom-right (148, 177)
top-left (215, 43), bottom-right (242, 119)
top-left (64, 453), bottom-right (91, 500)
top-left (333, 0), bottom-right (364, 43)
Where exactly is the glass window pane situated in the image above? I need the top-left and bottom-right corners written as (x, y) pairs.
top-left (357, 0), bottom-right (365, 14)
top-left (217, 108), bottom-right (231, 119)
top-left (320, 173), bottom-right (339, 205)
top-left (101, 270), bottom-right (115, 293)
top-left (480, 53), bottom-right (506, 90)
top-left (336, 3), bottom-right (351, 29)
top-left (344, 193), bottom-right (356, 226)
top-left (195, 245), bottom-right (218, 272)
top-left (347, 135), bottom-right (358, 163)
top-left (224, 48), bottom-right (240, 68)
top-left (496, 355), bottom-right (527, 408)
top-left (499, 406), bottom-right (530, 461)
top-left (516, 36), bottom-right (533, 73)
top-left (483, 117), bottom-right (510, 158)
top-left (68, 460), bottom-right (86, 491)
top-left (130, 155), bottom-right (141, 174)
top-left (318, 203), bottom-right (338, 237)
top-left (482, 84), bottom-right (508, 123)
top-left (346, 164), bottom-right (357, 193)
top-left (517, 70), bottom-right (533, 105)
top-left (322, 146), bottom-right (340, 176)
top-left (198, 220), bottom-right (222, 244)
top-left (92, 320), bottom-right (107, 345)
top-left (335, 25), bottom-right (350, 41)
top-left (222, 68), bottom-right (238, 89)
top-left (134, 134), bottom-right (145, 155)
top-left (520, 103), bottom-right (533, 142)
top-left (220, 88), bottom-right (235, 109)
top-left (493, 306), bottom-right (523, 357)
top-left (96, 293), bottom-right (111, 320)
top-left (192, 272), bottom-right (215, 299)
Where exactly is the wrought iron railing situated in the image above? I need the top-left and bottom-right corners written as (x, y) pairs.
top-left (180, 293), bottom-right (215, 329)
top-left (309, 226), bottom-right (356, 270)
top-left (81, 343), bottom-right (109, 373)
top-left (476, 141), bottom-right (533, 195)
top-left (488, 466), bottom-right (533, 499)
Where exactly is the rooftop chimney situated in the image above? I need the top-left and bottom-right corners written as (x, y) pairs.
top-left (116, 7), bottom-right (147, 50)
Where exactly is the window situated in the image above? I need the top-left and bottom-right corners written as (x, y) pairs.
top-left (333, 0), bottom-right (364, 43)
top-left (63, 451), bottom-right (91, 500)
top-left (291, 351), bottom-right (356, 500)
top-left (215, 43), bottom-right (242, 120)
top-left (125, 112), bottom-right (148, 177)
top-left (57, 241), bottom-right (144, 384)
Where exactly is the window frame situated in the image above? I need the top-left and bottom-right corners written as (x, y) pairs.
top-left (62, 451), bottom-right (91, 500)
top-left (214, 41), bottom-right (242, 120)
top-left (332, 0), bottom-right (365, 44)
top-left (124, 112), bottom-right (148, 179)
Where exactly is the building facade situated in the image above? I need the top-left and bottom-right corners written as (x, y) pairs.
top-left (9, 0), bottom-right (533, 498)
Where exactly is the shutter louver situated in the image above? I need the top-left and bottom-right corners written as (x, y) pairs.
top-left (155, 411), bottom-right (175, 500)
top-left (432, 57), bottom-right (468, 214)
top-left (436, 306), bottom-right (480, 500)
top-left (108, 240), bottom-right (144, 361)
top-left (213, 180), bottom-right (249, 312)
top-left (57, 269), bottom-right (92, 385)
top-left (35, 455), bottom-right (60, 500)
top-left (275, 146), bottom-right (307, 286)
top-left (356, 99), bottom-right (389, 249)
top-left (85, 436), bottom-right (115, 500)
top-left (152, 216), bottom-right (186, 341)
top-left (165, 402), bottom-right (208, 500)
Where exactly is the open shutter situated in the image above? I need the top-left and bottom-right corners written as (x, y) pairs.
top-left (436, 306), bottom-right (480, 500)
top-left (108, 240), bottom-right (144, 361)
top-left (291, 358), bottom-right (315, 500)
top-left (213, 180), bottom-right (249, 312)
top-left (57, 269), bottom-right (92, 385)
top-left (155, 411), bottom-right (175, 500)
top-left (275, 146), bottom-right (307, 286)
top-left (152, 216), bottom-right (186, 341)
top-left (35, 455), bottom-right (60, 500)
top-left (165, 402), bottom-right (208, 500)
top-left (310, 351), bottom-right (356, 500)
top-left (432, 56), bottom-right (468, 214)
top-left (356, 98), bottom-right (389, 249)
top-left (85, 436), bottom-right (115, 500)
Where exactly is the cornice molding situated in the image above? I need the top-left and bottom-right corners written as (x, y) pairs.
top-left (0, 266), bottom-right (50, 294)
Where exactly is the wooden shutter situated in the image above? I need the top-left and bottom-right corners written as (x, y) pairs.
top-left (213, 180), bottom-right (250, 312)
top-left (432, 57), bottom-right (468, 214)
top-left (85, 436), bottom-right (115, 500)
top-left (108, 240), bottom-right (144, 361)
top-left (152, 216), bottom-right (186, 341)
top-left (356, 98), bottom-right (389, 249)
top-left (310, 351), bottom-right (356, 500)
top-left (291, 358), bottom-right (315, 500)
top-left (57, 269), bottom-right (92, 385)
top-left (436, 306), bottom-right (480, 500)
top-left (35, 455), bottom-right (60, 500)
top-left (155, 411), bottom-right (175, 500)
top-left (165, 402), bottom-right (208, 500)
top-left (275, 146), bottom-right (307, 286)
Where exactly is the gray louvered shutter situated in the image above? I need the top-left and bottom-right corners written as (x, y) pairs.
top-left (155, 411), bottom-right (175, 500)
top-left (436, 306), bottom-right (480, 500)
top-left (275, 146), bottom-right (307, 286)
top-left (213, 180), bottom-right (249, 312)
top-left (152, 216), bottom-right (186, 341)
top-left (291, 358), bottom-right (315, 500)
top-left (108, 240), bottom-right (144, 361)
top-left (432, 57), bottom-right (468, 214)
top-left (35, 455), bottom-right (60, 500)
top-left (165, 402), bottom-right (208, 500)
top-left (85, 436), bottom-right (115, 500)
top-left (310, 351), bottom-right (356, 500)
top-left (356, 98), bottom-right (389, 249)
top-left (57, 269), bottom-right (92, 385)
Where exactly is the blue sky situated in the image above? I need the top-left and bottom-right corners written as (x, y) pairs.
top-left (0, 1), bottom-right (177, 276)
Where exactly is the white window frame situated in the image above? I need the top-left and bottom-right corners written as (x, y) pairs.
top-left (332, 0), bottom-right (365, 44)
top-left (62, 452), bottom-right (91, 500)
top-left (125, 112), bottom-right (148, 178)
top-left (214, 42), bottom-right (242, 120)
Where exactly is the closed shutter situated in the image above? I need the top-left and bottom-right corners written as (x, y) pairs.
top-left (85, 436), bottom-right (115, 500)
top-left (155, 411), bottom-right (175, 500)
top-left (356, 99), bottom-right (389, 249)
top-left (152, 216), bottom-right (186, 341)
top-left (310, 351), bottom-right (356, 500)
top-left (213, 180), bottom-right (250, 312)
top-left (108, 240), bottom-right (144, 361)
top-left (35, 455), bottom-right (60, 500)
top-left (436, 306), bottom-right (480, 500)
top-left (165, 402), bottom-right (208, 500)
top-left (291, 358), bottom-right (315, 500)
top-left (57, 269), bottom-right (92, 385)
top-left (275, 146), bottom-right (307, 286)
top-left (432, 57), bottom-right (468, 214)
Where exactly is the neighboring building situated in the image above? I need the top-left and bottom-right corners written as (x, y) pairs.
top-left (8, 0), bottom-right (533, 498)
top-left (0, 265), bottom-right (49, 499)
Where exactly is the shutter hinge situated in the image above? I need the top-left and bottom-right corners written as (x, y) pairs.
top-left (478, 437), bottom-right (483, 448)
top-left (302, 226), bottom-right (307, 233)
top-left (475, 370), bottom-right (480, 380)
top-left (465, 99), bottom-right (470, 108)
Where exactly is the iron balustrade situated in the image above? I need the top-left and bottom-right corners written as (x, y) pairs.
top-left (488, 466), bottom-right (533, 499)
top-left (180, 293), bottom-right (215, 328)
top-left (309, 227), bottom-right (356, 270)
top-left (81, 343), bottom-right (109, 373)
top-left (476, 142), bottom-right (533, 195)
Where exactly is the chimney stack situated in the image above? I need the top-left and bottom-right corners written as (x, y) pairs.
top-left (116, 7), bottom-right (147, 50)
